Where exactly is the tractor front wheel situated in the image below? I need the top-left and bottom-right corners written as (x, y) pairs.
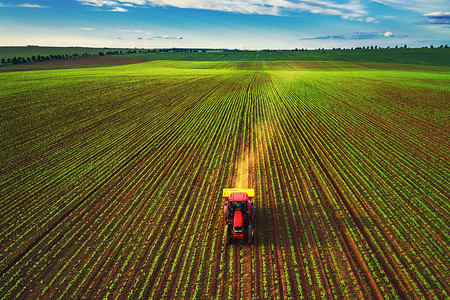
top-left (248, 225), bottom-right (253, 245)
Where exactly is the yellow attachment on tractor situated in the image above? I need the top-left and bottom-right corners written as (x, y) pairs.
top-left (223, 188), bottom-right (255, 199)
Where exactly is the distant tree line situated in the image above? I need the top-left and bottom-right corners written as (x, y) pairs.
top-left (0, 52), bottom-right (95, 65)
top-left (292, 45), bottom-right (448, 51)
top-left (223, 45), bottom-right (448, 52)
top-left (2, 45), bottom-right (448, 65)
top-left (0, 47), bottom-right (213, 65)
top-left (100, 49), bottom-right (207, 55)
top-left (422, 45), bottom-right (448, 49)
top-left (296, 44), bottom-right (448, 51)
top-left (124, 48), bottom-right (207, 53)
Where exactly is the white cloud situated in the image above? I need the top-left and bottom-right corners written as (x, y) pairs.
top-left (117, 0), bottom-right (147, 4)
top-left (419, 11), bottom-right (450, 25)
top-left (18, 4), bottom-right (49, 8)
top-left (146, 0), bottom-right (368, 18)
top-left (66, 27), bottom-right (96, 31)
top-left (155, 35), bottom-right (182, 39)
top-left (0, 2), bottom-right (50, 8)
top-left (119, 29), bottom-right (152, 34)
top-left (370, 0), bottom-right (448, 13)
top-left (76, 0), bottom-right (371, 20)
top-left (301, 31), bottom-right (406, 40)
top-left (423, 11), bottom-right (450, 17)
top-left (109, 6), bottom-right (128, 11)
top-left (77, 0), bottom-right (119, 6)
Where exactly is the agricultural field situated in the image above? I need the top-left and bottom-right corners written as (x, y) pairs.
top-left (115, 47), bottom-right (450, 66)
top-left (0, 55), bottom-right (449, 299)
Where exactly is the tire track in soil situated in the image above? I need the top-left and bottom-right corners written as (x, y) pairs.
top-left (233, 241), bottom-right (242, 299)
top-left (248, 131), bottom-right (260, 300)
top-left (238, 179), bottom-right (251, 298)
top-left (243, 72), bottom-right (279, 300)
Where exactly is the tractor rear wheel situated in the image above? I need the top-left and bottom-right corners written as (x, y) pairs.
top-left (248, 225), bottom-right (253, 245)
top-left (224, 224), bottom-right (232, 245)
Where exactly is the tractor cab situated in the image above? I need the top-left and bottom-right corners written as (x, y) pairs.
top-left (227, 201), bottom-right (248, 219)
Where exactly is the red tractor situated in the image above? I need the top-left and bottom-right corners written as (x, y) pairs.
top-left (223, 188), bottom-right (254, 245)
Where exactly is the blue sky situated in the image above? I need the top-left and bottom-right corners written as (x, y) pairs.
top-left (0, 0), bottom-right (449, 49)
